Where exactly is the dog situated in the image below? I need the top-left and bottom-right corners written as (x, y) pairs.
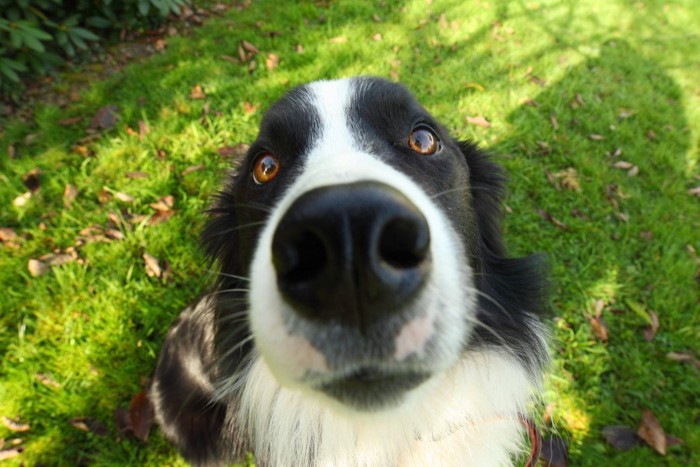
top-left (151, 77), bottom-right (549, 466)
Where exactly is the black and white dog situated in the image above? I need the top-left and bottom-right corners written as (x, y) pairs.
top-left (151, 77), bottom-right (549, 466)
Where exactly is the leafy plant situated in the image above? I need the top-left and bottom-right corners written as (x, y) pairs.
top-left (0, 0), bottom-right (190, 99)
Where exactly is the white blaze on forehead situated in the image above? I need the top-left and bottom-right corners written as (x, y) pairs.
top-left (306, 79), bottom-right (357, 156)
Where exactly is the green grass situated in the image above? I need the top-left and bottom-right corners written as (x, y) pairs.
top-left (1, 0), bottom-right (698, 465)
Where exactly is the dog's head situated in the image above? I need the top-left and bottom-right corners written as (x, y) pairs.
top-left (204, 77), bottom-right (547, 413)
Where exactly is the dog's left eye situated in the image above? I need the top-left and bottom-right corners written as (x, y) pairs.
top-left (408, 126), bottom-right (440, 155)
top-left (252, 153), bottom-right (280, 185)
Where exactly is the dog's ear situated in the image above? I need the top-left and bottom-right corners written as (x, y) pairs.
top-left (458, 140), bottom-right (549, 316)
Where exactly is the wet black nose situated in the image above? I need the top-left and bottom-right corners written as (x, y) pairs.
top-left (272, 181), bottom-right (431, 329)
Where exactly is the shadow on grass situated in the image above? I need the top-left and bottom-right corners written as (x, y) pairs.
top-left (4, 0), bottom-right (698, 465)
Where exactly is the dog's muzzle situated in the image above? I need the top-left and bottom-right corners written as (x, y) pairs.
top-left (272, 181), bottom-right (431, 330)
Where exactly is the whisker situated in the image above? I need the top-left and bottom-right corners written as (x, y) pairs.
top-left (208, 221), bottom-right (267, 237)
top-left (465, 286), bottom-right (516, 322)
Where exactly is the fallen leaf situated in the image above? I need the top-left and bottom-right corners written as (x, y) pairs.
top-left (114, 192), bottom-right (135, 203)
top-left (602, 425), bottom-right (641, 451)
top-left (643, 310), bottom-right (659, 341)
top-left (248, 60), bottom-right (256, 73)
top-left (627, 165), bottom-right (639, 177)
top-left (138, 120), bottom-right (149, 139)
top-left (294, 44), bottom-right (304, 53)
top-left (181, 165), bottom-right (205, 176)
top-left (0, 447), bottom-right (22, 461)
top-left (537, 209), bottom-right (569, 230)
top-left (550, 114), bottom-right (559, 130)
top-left (88, 105), bottom-right (120, 130)
top-left (150, 196), bottom-right (174, 212)
top-left (465, 115), bottom-right (491, 128)
top-left (0, 227), bottom-right (17, 242)
top-left (58, 116), bottom-right (82, 126)
top-left (130, 391), bottom-right (154, 442)
top-left (687, 185), bottom-right (700, 197)
top-left (613, 161), bottom-right (634, 169)
top-left (666, 351), bottom-right (698, 367)
top-left (588, 315), bottom-right (609, 342)
top-left (589, 134), bottom-right (605, 141)
top-left (243, 101), bottom-right (258, 114)
top-left (143, 253), bottom-right (162, 278)
top-left (154, 38), bottom-right (166, 51)
top-left (637, 409), bottom-right (666, 455)
top-left (28, 259), bottom-right (49, 277)
top-left (35, 373), bottom-right (61, 389)
top-left (105, 229), bottom-right (125, 241)
top-left (70, 417), bottom-right (108, 436)
top-left (572, 93), bottom-right (585, 108)
top-left (265, 53), bottom-right (279, 70)
top-left (220, 54), bottom-right (238, 63)
top-left (618, 108), bottom-right (635, 119)
top-left (1, 416), bottom-right (30, 432)
top-left (329, 36), bottom-right (347, 44)
top-left (539, 435), bottom-right (568, 467)
top-left (240, 39), bottom-right (259, 53)
top-left (126, 171), bottom-right (149, 179)
top-left (646, 130), bottom-right (657, 140)
top-left (64, 184), bottom-right (78, 208)
top-left (372, 33), bottom-right (382, 41)
top-left (22, 168), bottom-right (41, 192)
top-left (189, 84), bottom-right (206, 99)
top-left (552, 168), bottom-right (581, 192)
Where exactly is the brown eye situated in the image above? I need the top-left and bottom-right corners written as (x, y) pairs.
top-left (408, 127), bottom-right (440, 155)
top-left (252, 153), bottom-right (280, 184)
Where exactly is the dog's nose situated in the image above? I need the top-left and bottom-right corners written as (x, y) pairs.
top-left (272, 181), bottom-right (430, 328)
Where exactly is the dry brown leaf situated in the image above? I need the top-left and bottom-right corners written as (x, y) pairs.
top-left (329, 36), bottom-right (347, 44)
top-left (241, 40), bottom-right (259, 53)
top-left (88, 105), bottom-right (120, 130)
top-left (0, 447), bottom-right (22, 461)
top-left (189, 84), bottom-right (206, 99)
top-left (553, 168), bottom-right (581, 192)
top-left (589, 134), bottom-right (605, 141)
top-left (646, 130), bottom-right (657, 140)
top-left (294, 44), bottom-right (304, 53)
top-left (70, 417), bottom-right (108, 436)
top-left (248, 60), bottom-right (256, 73)
top-left (64, 184), bottom-right (78, 208)
top-left (372, 33), bottom-right (382, 41)
top-left (138, 120), bottom-right (149, 139)
top-left (150, 196), bottom-right (174, 212)
top-left (618, 108), bottom-right (635, 119)
top-left (637, 409), bottom-right (666, 455)
top-left (613, 161), bottom-right (634, 170)
top-left (181, 165), bottom-right (205, 176)
top-left (35, 373), bottom-right (61, 389)
top-left (465, 115), bottom-right (491, 128)
top-left (243, 101), bottom-right (258, 114)
top-left (13, 192), bottom-right (31, 207)
top-left (28, 259), bottom-right (49, 277)
top-left (143, 253), bottom-right (162, 278)
top-left (643, 310), bottom-right (660, 341)
top-left (105, 229), bottom-right (125, 241)
top-left (265, 53), bottom-right (279, 70)
top-left (154, 38), bottom-right (166, 51)
top-left (627, 165), bottom-right (639, 177)
top-left (550, 114), bottom-right (559, 130)
top-left (1, 416), bottom-right (30, 432)
top-left (0, 227), bottom-right (17, 243)
top-left (114, 192), bottom-right (135, 203)
top-left (687, 185), bottom-right (700, 197)
top-left (58, 116), bottom-right (82, 126)
top-left (588, 315), bottom-right (609, 342)
top-left (537, 209), bottom-right (569, 230)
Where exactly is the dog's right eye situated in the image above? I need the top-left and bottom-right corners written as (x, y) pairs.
top-left (252, 153), bottom-right (280, 185)
top-left (408, 127), bottom-right (440, 155)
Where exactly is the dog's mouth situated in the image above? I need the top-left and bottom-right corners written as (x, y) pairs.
top-left (317, 366), bottom-right (430, 410)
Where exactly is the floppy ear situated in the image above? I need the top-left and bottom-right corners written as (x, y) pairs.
top-left (459, 140), bottom-right (549, 316)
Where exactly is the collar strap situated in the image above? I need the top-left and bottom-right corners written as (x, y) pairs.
top-left (519, 415), bottom-right (542, 467)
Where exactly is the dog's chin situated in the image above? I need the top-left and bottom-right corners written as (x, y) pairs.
top-left (315, 367), bottom-right (431, 411)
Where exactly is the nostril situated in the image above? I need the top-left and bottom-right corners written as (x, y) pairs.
top-left (274, 229), bottom-right (327, 283)
top-left (378, 216), bottom-right (430, 269)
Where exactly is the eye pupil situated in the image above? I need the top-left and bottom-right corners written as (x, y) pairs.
top-left (408, 128), bottom-right (439, 155)
top-left (253, 153), bottom-right (280, 184)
